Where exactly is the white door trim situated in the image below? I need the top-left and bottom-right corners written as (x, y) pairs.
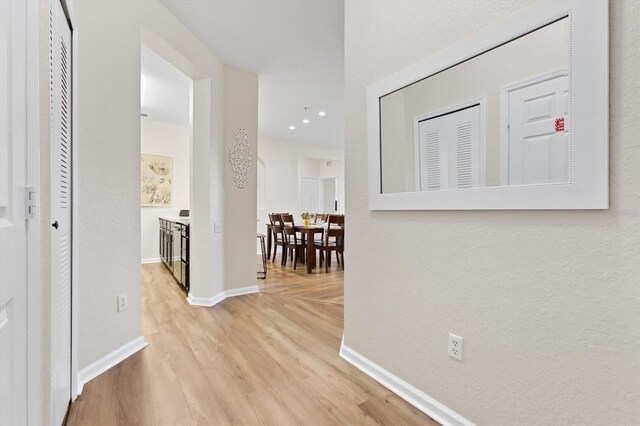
top-left (499, 69), bottom-right (568, 186)
top-left (413, 96), bottom-right (486, 191)
top-left (63, 0), bottom-right (80, 403)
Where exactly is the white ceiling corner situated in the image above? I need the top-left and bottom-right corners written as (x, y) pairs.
top-left (159, 0), bottom-right (345, 146)
top-left (141, 45), bottom-right (192, 126)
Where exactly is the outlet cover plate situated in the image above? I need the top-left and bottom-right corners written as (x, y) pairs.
top-left (117, 293), bottom-right (128, 312)
top-left (448, 333), bottom-right (463, 361)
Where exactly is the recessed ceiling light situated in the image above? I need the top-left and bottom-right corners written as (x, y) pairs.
top-left (303, 119), bottom-right (310, 124)
top-left (289, 125), bottom-right (295, 130)
top-left (318, 111), bottom-right (326, 116)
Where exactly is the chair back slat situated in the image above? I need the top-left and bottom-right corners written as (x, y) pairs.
top-left (279, 214), bottom-right (300, 243)
top-left (327, 214), bottom-right (345, 227)
top-left (323, 225), bottom-right (344, 248)
top-left (280, 213), bottom-right (295, 226)
top-left (268, 213), bottom-right (284, 232)
top-left (314, 213), bottom-right (328, 223)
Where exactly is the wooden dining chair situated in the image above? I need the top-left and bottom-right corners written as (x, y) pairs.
top-left (268, 213), bottom-right (287, 264)
top-left (326, 214), bottom-right (344, 227)
top-left (314, 222), bottom-right (344, 272)
top-left (314, 213), bottom-right (328, 224)
top-left (280, 213), bottom-right (306, 269)
top-left (324, 214), bottom-right (344, 265)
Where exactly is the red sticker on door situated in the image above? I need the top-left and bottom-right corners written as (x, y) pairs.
top-left (555, 117), bottom-right (565, 132)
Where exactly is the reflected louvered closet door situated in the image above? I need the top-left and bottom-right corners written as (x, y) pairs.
top-left (451, 106), bottom-right (480, 189)
top-left (419, 121), bottom-right (444, 191)
top-left (418, 104), bottom-right (481, 191)
top-left (50, 0), bottom-right (72, 424)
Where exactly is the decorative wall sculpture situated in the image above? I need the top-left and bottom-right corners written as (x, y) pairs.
top-left (229, 128), bottom-right (252, 189)
top-left (141, 153), bottom-right (173, 206)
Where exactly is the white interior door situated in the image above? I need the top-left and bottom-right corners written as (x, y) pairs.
top-left (300, 177), bottom-right (320, 214)
top-left (50, 0), bottom-right (72, 423)
top-left (508, 75), bottom-right (569, 185)
top-left (0, 1), bottom-right (29, 424)
top-left (418, 104), bottom-right (481, 191)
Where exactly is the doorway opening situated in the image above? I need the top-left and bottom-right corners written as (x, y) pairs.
top-left (140, 44), bottom-right (193, 293)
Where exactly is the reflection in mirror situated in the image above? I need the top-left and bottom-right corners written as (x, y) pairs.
top-left (380, 17), bottom-right (569, 194)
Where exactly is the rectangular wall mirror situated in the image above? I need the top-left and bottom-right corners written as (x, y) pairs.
top-left (367, 0), bottom-right (608, 210)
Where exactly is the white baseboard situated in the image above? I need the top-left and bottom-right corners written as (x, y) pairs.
top-left (141, 257), bottom-right (161, 264)
top-left (339, 339), bottom-right (474, 426)
top-left (77, 336), bottom-right (148, 395)
top-left (187, 285), bottom-right (259, 307)
top-left (225, 285), bottom-right (260, 298)
top-left (187, 292), bottom-right (226, 307)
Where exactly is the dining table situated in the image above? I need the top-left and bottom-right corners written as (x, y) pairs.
top-left (294, 224), bottom-right (325, 274)
top-left (266, 223), bottom-right (337, 274)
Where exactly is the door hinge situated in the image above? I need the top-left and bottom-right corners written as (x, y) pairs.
top-left (25, 186), bottom-right (36, 219)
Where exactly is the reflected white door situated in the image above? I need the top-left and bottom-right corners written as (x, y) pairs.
top-left (508, 74), bottom-right (569, 185)
top-left (50, 0), bottom-right (72, 423)
top-left (0, 0), bottom-right (29, 423)
top-left (300, 178), bottom-right (320, 213)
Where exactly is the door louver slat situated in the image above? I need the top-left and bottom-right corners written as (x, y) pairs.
top-left (425, 130), bottom-right (440, 190)
top-left (456, 122), bottom-right (473, 188)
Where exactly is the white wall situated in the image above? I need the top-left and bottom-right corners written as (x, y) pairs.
top-left (140, 118), bottom-right (190, 263)
top-left (298, 158), bottom-right (320, 182)
top-left (344, 1), bottom-right (640, 425)
top-left (222, 65), bottom-right (259, 291)
top-left (59, 0), bottom-right (259, 386)
top-left (72, 0), bottom-right (142, 371)
top-left (319, 159), bottom-right (342, 213)
top-left (257, 138), bottom-right (344, 234)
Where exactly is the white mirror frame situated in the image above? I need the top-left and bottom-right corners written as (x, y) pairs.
top-left (367, 0), bottom-right (608, 210)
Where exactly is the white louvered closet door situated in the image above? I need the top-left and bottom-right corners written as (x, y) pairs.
top-left (451, 106), bottom-right (481, 189)
top-left (418, 124), bottom-right (442, 191)
top-left (50, 0), bottom-right (72, 424)
top-left (418, 105), bottom-right (481, 191)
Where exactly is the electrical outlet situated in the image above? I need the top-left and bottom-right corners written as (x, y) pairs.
top-left (448, 333), bottom-right (463, 362)
top-left (117, 293), bottom-right (128, 312)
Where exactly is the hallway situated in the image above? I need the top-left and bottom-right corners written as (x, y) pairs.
top-left (67, 263), bottom-right (436, 425)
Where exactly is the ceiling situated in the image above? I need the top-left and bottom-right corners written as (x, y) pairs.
top-left (159, 0), bottom-right (344, 146)
top-left (141, 45), bottom-right (191, 126)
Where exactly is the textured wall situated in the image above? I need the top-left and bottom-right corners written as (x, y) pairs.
top-left (71, 0), bottom-right (260, 374)
top-left (73, 0), bottom-right (142, 369)
top-left (344, 1), bottom-right (640, 424)
top-left (223, 65), bottom-right (259, 290)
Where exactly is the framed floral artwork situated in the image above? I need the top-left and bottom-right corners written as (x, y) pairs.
top-left (141, 153), bottom-right (172, 206)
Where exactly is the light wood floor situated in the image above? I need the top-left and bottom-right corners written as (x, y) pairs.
top-left (258, 251), bottom-right (344, 304)
top-left (67, 258), bottom-right (437, 425)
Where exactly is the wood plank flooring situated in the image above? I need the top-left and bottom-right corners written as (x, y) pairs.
top-left (258, 252), bottom-right (344, 304)
top-left (67, 259), bottom-right (437, 425)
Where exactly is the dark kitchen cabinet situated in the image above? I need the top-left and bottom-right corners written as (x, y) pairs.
top-left (159, 218), bottom-right (189, 292)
